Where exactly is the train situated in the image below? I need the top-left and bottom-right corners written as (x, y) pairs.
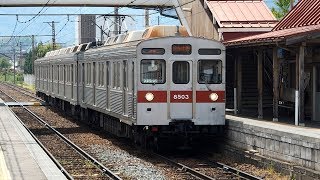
top-left (35, 25), bottom-right (226, 148)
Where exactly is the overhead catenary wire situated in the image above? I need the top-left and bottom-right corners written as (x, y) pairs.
top-left (16, 0), bottom-right (52, 23)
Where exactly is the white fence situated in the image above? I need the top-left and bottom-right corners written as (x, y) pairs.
top-left (23, 74), bottom-right (35, 86)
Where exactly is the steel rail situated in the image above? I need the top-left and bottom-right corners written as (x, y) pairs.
top-left (153, 153), bottom-right (215, 180)
top-left (0, 87), bottom-right (122, 180)
top-left (2, 82), bottom-right (45, 103)
top-left (199, 157), bottom-right (263, 180)
top-left (0, 89), bottom-right (73, 179)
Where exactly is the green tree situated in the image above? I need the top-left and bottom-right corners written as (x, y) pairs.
top-left (0, 57), bottom-right (12, 71)
top-left (271, 0), bottom-right (293, 19)
top-left (24, 43), bottom-right (61, 74)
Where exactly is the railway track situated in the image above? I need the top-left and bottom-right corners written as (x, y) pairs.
top-left (152, 153), bottom-right (263, 180)
top-left (0, 88), bottom-right (120, 180)
top-left (0, 82), bottom-right (267, 180)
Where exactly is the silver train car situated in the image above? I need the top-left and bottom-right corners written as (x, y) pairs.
top-left (35, 26), bottom-right (226, 147)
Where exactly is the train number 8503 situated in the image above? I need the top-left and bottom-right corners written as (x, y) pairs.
top-left (173, 94), bottom-right (190, 100)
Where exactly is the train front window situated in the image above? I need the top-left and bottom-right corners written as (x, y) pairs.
top-left (198, 60), bottom-right (222, 84)
top-left (141, 60), bottom-right (165, 84)
top-left (172, 61), bottom-right (189, 84)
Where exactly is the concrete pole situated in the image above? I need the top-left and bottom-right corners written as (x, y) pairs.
top-left (145, 9), bottom-right (149, 28)
top-left (13, 46), bottom-right (16, 84)
top-left (236, 55), bottom-right (242, 114)
top-left (273, 47), bottom-right (279, 121)
top-left (257, 49), bottom-right (263, 119)
top-left (298, 43), bottom-right (305, 125)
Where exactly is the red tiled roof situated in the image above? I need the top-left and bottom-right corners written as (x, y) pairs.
top-left (224, 0), bottom-right (320, 46)
top-left (273, 0), bottom-right (320, 31)
top-left (225, 24), bottom-right (320, 46)
top-left (206, 0), bottom-right (277, 28)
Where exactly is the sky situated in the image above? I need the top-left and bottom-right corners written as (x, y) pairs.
top-left (0, 1), bottom-right (276, 52)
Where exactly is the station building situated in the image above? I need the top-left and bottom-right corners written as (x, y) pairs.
top-left (224, 0), bottom-right (320, 126)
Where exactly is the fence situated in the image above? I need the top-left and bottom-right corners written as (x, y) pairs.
top-left (23, 74), bottom-right (35, 86)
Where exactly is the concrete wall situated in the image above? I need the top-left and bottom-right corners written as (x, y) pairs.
top-left (23, 74), bottom-right (35, 86)
top-left (225, 115), bottom-right (320, 172)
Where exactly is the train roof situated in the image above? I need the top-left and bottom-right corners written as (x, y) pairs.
top-left (39, 25), bottom-right (190, 60)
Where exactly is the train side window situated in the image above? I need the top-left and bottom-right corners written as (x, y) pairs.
top-left (198, 48), bottom-right (221, 55)
top-left (101, 62), bottom-right (105, 86)
top-left (117, 62), bottom-right (121, 89)
top-left (106, 62), bottom-right (110, 87)
top-left (71, 64), bottom-right (73, 83)
top-left (123, 61), bottom-right (128, 89)
top-left (140, 59), bottom-right (166, 84)
top-left (113, 62), bottom-right (117, 88)
top-left (172, 61), bottom-right (190, 84)
top-left (198, 60), bottom-right (222, 84)
top-left (89, 63), bottom-right (92, 85)
top-left (132, 62), bottom-right (134, 91)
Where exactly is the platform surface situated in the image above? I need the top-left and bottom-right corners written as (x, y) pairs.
top-left (226, 114), bottom-right (320, 138)
top-left (0, 98), bottom-right (66, 180)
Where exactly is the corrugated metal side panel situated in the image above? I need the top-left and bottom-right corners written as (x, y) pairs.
top-left (59, 82), bottom-right (64, 97)
top-left (132, 95), bottom-right (137, 119)
top-left (127, 94), bottom-right (133, 118)
top-left (273, 0), bottom-right (320, 31)
top-left (72, 85), bottom-right (77, 101)
top-left (110, 90), bottom-right (123, 115)
top-left (79, 85), bottom-right (84, 102)
top-left (52, 82), bottom-right (59, 97)
top-left (84, 87), bottom-right (93, 105)
top-left (65, 84), bottom-right (72, 100)
top-left (96, 88), bottom-right (107, 109)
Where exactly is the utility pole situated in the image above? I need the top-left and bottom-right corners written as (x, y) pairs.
top-left (290, 0), bottom-right (294, 10)
top-left (100, 25), bottom-right (104, 43)
top-left (44, 21), bottom-right (59, 50)
top-left (145, 9), bottom-right (150, 28)
top-left (13, 46), bottom-right (16, 84)
top-left (31, 35), bottom-right (35, 74)
top-left (19, 42), bottom-right (22, 71)
top-left (114, 7), bottom-right (119, 35)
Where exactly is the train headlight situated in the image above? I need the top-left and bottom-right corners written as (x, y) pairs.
top-left (209, 93), bottom-right (219, 102)
top-left (145, 93), bottom-right (154, 102)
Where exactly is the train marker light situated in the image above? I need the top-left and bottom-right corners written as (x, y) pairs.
top-left (145, 93), bottom-right (154, 102)
top-left (209, 93), bottom-right (219, 102)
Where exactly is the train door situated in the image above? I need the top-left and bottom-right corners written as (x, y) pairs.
top-left (123, 60), bottom-right (128, 115)
top-left (93, 62), bottom-right (96, 105)
top-left (169, 60), bottom-right (193, 119)
top-left (106, 61), bottom-right (110, 110)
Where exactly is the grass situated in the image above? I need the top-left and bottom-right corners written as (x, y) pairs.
top-left (0, 72), bottom-right (35, 91)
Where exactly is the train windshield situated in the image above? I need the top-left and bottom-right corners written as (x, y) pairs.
top-left (141, 59), bottom-right (166, 84)
top-left (198, 60), bottom-right (222, 84)
top-left (172, 61), bottom-right (189, 84)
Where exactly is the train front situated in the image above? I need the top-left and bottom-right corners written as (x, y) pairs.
top-left (136, 37), bottom-right (225, 146)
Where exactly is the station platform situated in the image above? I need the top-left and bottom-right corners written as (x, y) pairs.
top-left (0, 99), bottom-right (67, 180)
top-left (225, 114), bottom-right (320, 178)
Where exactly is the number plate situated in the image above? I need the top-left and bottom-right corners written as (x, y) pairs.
top-left (170, 91), bottom-right (192, 103)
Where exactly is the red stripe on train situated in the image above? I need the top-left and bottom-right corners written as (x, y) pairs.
top-left (196, 91), bottom-right (225, 103)
top-left (137, 91), bottom-right (225, 103)
top-left (137, 91), bottom-right (167, 103)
